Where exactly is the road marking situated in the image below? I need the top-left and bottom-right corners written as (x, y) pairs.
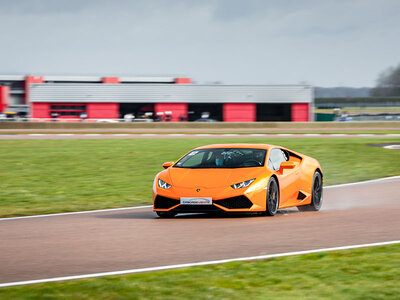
top-left (85, 134), bottom-right (101, 136)
top-left (330, 133), bottom-right (347, 136)
top-left (0, 240), bottom-right (398, 287)
top-left (28, 134), bottom-right (44, 136)
top-left (358, 134), bottom-right (374, 137)
top-left (277, 133), bottom-right (293, 136)
top-left (113, 134), bottom-right (130, 136)
top-left (168, 134), bottom-right (185, 136)
top-left (304, 133), bottom-right (320, 136)
top-left (250, 134), bottom-right (266, 136)
top-left (1, 175), bottom-right (399, 221)
top-left (383, 145), bottom-right (400, 150)
top-left (0, 206), bottom-right (153, 221)
top-left (57, 134), bottom-right (74, 136)
top-left (141, 134), bottom-right (156, 136)
top-left (324, 175), bottom-right (400, 189)
top-left (195, 134), bottom-right (212, 136)
top-left (222, 134), bottom-right (238, 136)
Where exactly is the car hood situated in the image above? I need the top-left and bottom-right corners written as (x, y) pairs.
top-left (167, 167), bottom-right (267, 188)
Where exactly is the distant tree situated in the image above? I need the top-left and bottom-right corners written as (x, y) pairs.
top-left (370, 64), bottom-right (400, 96)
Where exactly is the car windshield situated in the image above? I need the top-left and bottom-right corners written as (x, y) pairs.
top-left (174, 148), bottom-right (267, 169)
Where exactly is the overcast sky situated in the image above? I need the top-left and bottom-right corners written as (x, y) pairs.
top-left (1, 0), bottom-right (400, 87)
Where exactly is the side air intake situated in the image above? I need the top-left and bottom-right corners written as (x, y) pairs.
top-left (297, 191), bottom-right (307, 200)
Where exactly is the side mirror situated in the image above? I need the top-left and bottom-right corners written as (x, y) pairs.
top-left (279, 161), bottom-right (296, 172)
top-left (162, 162), bottom-right (174, 169)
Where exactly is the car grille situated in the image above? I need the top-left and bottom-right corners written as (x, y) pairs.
top-left (154, 196), bottom-right (179, 209)
top-left (215, 195), bottom-right (253, 209)
top-left (174, 205), bottom-right (221, 212)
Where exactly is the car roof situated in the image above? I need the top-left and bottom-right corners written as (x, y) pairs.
top-left (194, 144), bottom-right (275, 150)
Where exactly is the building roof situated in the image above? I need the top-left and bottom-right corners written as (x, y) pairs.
top-left (30, 83), bottom-right (313, 104)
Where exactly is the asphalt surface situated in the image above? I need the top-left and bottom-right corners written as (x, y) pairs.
top-left (0, 178), bottom-right (399, 285)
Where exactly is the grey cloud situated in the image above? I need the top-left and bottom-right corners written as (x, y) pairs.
top-left (0, 0), bottom-right (400, 87)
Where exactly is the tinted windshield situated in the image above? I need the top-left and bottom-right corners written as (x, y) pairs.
top-left (174, 148), bottom-right (267, 169)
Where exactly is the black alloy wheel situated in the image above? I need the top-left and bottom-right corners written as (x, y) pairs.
top-left (265, 177), bottom-right (279, 216)
top-left (156, 211), bottom-right (177, 218)
top-left (298, 171), bottom-right (323, 211)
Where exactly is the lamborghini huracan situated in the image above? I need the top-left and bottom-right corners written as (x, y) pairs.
top-left (153, 144), bottom-right (323, 217)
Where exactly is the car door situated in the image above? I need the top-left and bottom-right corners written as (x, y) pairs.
top-left (268, 148), bottom-right (299, 207)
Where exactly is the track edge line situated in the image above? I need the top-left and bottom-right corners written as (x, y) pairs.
top-left (0, 240), bottom-right (398, 288)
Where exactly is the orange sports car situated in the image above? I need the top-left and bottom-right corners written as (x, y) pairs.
top-left (153, 144), bottom-right (323, 217)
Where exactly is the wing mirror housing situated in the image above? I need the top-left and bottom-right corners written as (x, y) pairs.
top-left (162, 162), bottom-right (174, 169)
top-left (279, 161), bottom-right (296, 172)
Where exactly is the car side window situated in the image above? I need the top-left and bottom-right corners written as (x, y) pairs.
top-left (269, 148), bottom-right (288, 171)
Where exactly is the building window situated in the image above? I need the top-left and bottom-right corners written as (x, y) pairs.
top-left (50, 104), bottom-right (86, 116)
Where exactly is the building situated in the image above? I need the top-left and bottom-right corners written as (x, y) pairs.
top-left (0, 75), bottom-right (313, 122)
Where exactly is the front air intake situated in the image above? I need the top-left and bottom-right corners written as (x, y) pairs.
top-left (215, 195), bottom-right (253, 209)
top-left (154, 196), bottom-right (179, 209)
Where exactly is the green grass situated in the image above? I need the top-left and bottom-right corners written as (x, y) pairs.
top-left (0, 244), bottom-right (398, 299)
top-left (1, 130), bottom-right (400, 134)
top-left (0, 138), bottom-right (400, 217)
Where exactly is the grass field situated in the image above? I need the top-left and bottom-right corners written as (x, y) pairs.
top-left (1, 130), bottom-right (400, 134)
top-left (1, 137), bottom-right (400, 217)
top-left (0, 244), bottom-right (398, 299)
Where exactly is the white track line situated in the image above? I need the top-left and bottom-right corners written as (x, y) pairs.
top-left (0, 240), bottom-right (398, 288)
top-left (0, 206), bottom-right (152, 221)
top-left (250, 134), bottom-right (266, 136)
top-left (1, 176), bottom-right (399, 221)
top-left (385, 134), bottom-right (400, 137)
top-left (324, 175), bottom-right (400, 189)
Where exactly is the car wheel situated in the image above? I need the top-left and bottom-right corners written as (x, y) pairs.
top-left (265, 177), bottom-right (279, 216)
top-left (298, 171), bottom-right (323, 211)
top-left (156, 211), bottom-right (177, 218)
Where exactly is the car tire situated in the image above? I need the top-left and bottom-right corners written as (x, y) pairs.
top-left (298, 171), bottom-right (323, 212)
top-left (265, 177), bottom-right (279, 216)
top-left (156, 211), bottom-right (177, 218)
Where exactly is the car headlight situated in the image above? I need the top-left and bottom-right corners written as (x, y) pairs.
top-left (231, 178), bottom-right (255, 189)
top-left (158, 179), bottom-right (171, 189)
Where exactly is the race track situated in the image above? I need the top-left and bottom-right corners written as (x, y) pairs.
top-left (0, 177), bottom-right (399, 286)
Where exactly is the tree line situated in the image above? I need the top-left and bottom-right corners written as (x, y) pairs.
top-left (371, 64), bottom-right (400, 97)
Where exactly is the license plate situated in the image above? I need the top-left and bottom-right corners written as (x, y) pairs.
top-left (180, 197), bottom-right (212, 205)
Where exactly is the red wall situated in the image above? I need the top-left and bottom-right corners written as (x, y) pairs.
top-left (25, 76), bottom-right (44, 104)
top-left (87, 103), bottom-right (119, 119)
top-left (32, 102), bottom-right (119, 119)
top-left (154, 103), bottom-right (188, 122)
top-left (0, 86), bottom-right (10, 112)
top-left (291, 103), bottom-right (309, 122)
top-left (174, 78), bottom-right (192, 84)
top-left (31, 103), bottom-right (50, 118)
top-left (223, 103), bottom-right (256, 122)
top-left (102, 77), bottom-right (120, 84)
